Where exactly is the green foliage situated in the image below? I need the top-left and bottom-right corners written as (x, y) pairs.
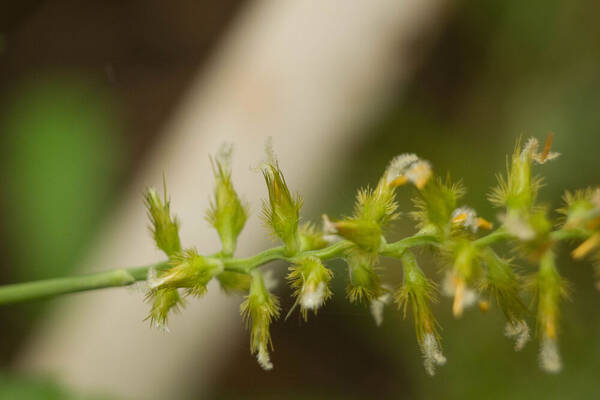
top-left (0, 373), bottom-right (110, 400)
top-left (1, 78), bottom-right (123, 280)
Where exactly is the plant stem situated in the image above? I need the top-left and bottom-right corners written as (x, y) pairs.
top-left (0, 261), bottom-right (169, 305)
top-left (473, 228), bottom-right (512, 247)
top-left (381, 234), bottom-right (440, 257)
top-left (222, 246), bottom-right (287, 273)
top-left (293, 240), bottom-right (355, 262)
top-left (550, 228), bottom-right (588, 242)
top-left (0, 226), bottom-right (585, 306)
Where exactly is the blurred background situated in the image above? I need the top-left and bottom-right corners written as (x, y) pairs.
top-left (1, 0), bottom-right (600, 399)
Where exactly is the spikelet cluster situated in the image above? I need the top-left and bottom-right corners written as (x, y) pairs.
top-left (138, 135), bottom-right (600, 375)
top-left (395, 251), bottom-right (445, 375)
top-left (241, 272), bottom-right (281, 370)
top-left (287, 257), bottom-right (333, 320)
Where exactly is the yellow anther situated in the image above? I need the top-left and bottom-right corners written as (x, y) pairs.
top-left (452, 212), bottom-right (468, 224)
top-left (478, 300), bottom-right (490, 312)
top-left (389, 175), bottom-right (408, 188)
top-left (452, 278), bottom-right (465, 318)
top-left (476, 217), bottom-right (493, 230)
top-left (572, 232), bottom-right (600, 259)
top-left (540, 132), bottom-right (554, 163)
top-left (586, 218), bottom-right (600, 231)
top-left (545, 319), bottom-right (557, 340)
top-left (410, 162), bottom-right (432, 189)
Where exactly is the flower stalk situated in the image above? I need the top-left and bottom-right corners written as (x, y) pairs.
top-left (0, 135), bottom-right (597, 375)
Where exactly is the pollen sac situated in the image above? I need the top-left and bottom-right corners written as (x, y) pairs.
top-left (145, 186), bottom-right (182, 257)
top-left (522, 134), bottom-right (560, 165)
top-left (241, 271), bottom-right (281, 370)
top-left (207, 144), bottom-right (248, 256)
top-left (287, 257), bottom-right (333, 320)
top-left (261, 151), bottom-right (302, 256)
top-left (451, 206), bottom-right (493, 233)
top-left (447, 241), bottom-right (482, 318)
top-left (385, 154), bottom-right (433, 190)
top-left (441, 270), bottom-right (478, 318)
top-left (572, 232), bottom-right (600, 260)
top-left (149, 249), bottom-right (223, 297)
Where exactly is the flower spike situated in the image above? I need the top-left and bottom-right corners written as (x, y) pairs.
top-left (129, 134), bottom-right (600, 373)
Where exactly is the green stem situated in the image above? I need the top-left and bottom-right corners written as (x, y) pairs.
top-left (550, 228), bottom-right (588, 242)
top-left (381, 234), bottom-right (440, 257)
top-left (222, 246), bottom-right (287, 273)
top-left (473, 228), bottom-right (512, 247)
top-left (126, 261), bottom-right (171, 280)
top-left (0, 226), bottom-right (585, 306)
top-left (293, 240), bottom-right (355, 262)
top-left (0, 261), bottom-right (169, 305)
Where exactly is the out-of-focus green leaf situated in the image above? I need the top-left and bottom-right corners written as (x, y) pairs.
top-left (0, 373), bottom-right (113, 400)
top-left (0, 76), bottom-right (124, 280)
